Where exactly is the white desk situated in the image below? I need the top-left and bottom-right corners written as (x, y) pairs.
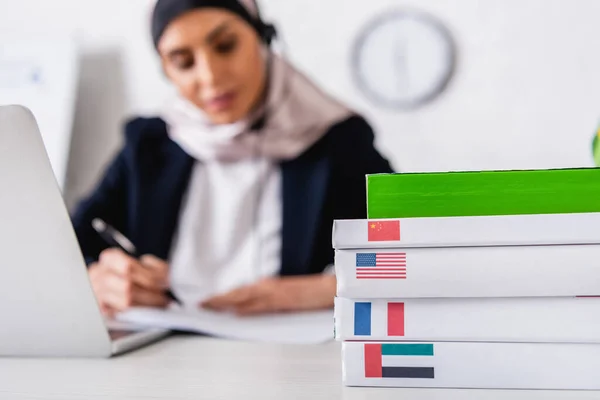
top-left (1, 336), bottom-right (600, 400)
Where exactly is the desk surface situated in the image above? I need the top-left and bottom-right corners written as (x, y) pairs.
top-left (1, 336), bottom-right (600, 400)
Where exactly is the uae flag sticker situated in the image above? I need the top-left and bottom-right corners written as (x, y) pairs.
top-left (365, 343), bottom-right (435, 379)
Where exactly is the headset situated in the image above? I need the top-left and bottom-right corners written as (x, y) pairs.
top-left (250, 0), bottom-right (278, 47)
top-left (248, 0), bottom-right (279, 131)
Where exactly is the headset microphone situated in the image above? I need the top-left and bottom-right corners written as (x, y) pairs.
top-left (250, 114), bottom-right (267, 131)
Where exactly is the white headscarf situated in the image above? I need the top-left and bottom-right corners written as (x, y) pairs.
top-left (161, 53), bottom-right (353, 162)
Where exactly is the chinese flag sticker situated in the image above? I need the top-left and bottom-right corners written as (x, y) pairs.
top-left (368, 220), bottom-right (401, 242)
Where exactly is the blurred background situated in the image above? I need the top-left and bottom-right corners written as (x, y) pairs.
top-left (2, 0), bottom-right (600, 209)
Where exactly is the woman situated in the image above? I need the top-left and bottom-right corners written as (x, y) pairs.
top-left (72, 0), bottom-right (393, 317)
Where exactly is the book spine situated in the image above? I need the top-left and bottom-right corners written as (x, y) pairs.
top-left (333, 214), bottom-right (600, 249)
top-left (334, 297), bottom-right (600, 343)
top-left (342, 341), bottom-right (600, 389)
top-left (335, 246), bottom-right (600, 298)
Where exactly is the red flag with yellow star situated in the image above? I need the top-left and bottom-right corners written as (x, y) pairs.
top-left (368, 221), bottom-right (401, 242)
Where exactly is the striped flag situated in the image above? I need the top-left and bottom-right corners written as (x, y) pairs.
top-left (365, 343), bottom-right (435, 379)
top-left (356, 253), bottom-right (407, 279)
top-left (354, 302), bottom-right (405, 337)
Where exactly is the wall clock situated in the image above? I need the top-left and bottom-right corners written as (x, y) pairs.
top-left (352, 10), bottom-right (456, 110)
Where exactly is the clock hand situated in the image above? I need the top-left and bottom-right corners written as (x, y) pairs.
top-left (394, 36), bottom-right (410, 94)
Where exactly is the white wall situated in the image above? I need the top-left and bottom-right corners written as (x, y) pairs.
top-left (2, 0), bottom-right (600, 209)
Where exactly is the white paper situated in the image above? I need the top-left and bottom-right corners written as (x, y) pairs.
top-left (0, 37), bottom-right (78, 190)
top-left (116, 306), bottom-right (334, 344)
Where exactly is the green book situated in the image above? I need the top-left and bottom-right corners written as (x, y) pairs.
top-left (367, 168), bottom-right (600, 219)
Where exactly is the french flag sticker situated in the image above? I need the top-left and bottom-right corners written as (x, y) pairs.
top-left (354, 302), bottom-right (405, 337)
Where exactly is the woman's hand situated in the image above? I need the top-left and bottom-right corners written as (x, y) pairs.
top-left (201, 275), bottom-right (336, 316)
top-left (88, 249), bottom-right (171, 317)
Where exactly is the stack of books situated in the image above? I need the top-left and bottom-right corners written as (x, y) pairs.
top-left (333, 169), bottom-right (600, 390)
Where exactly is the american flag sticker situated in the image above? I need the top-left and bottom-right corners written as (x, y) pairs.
top-left (356, 253), bottom-right (407, 280)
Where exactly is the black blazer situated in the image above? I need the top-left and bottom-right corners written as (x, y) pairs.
top-left (72, 115), bottom-right (393, 276)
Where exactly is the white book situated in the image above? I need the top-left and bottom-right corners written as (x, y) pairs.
top-left (332, 213), bottom-right (600, 249)
top-left (342, 341), bottom-right (600, 389)
top-left (335, 297), bottom-right (600, 343)
top-left (335, 246), bottom-right (600, 298)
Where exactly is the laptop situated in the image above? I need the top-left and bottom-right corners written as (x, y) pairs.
top-left (0, 105), bottom-right (170, 357)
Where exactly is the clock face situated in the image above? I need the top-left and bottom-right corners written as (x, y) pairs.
top-left (352, 10), bottom-right (456, 109)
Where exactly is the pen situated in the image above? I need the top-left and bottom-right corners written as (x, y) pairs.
top-left (91, 218), bottom-right (181, 305)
